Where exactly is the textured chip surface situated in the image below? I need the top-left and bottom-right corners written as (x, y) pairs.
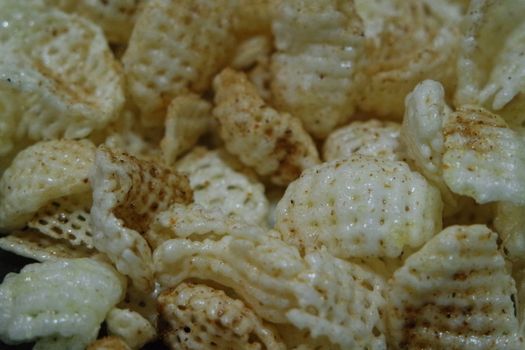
top-left (106, 308), bottom-right (156, 350)
top-left (275, 156), bottom-right (442, 258)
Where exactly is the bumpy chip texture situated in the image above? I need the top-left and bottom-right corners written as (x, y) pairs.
top-left (158, 283), bottom-right (286, 350)
top-left (90, 147), bottom-right (192, 292)
top-left (270, 0), bottom-right (364, 138)
top-left (0, 259), bottom-right (125, 350)
top-left (388, 225), bottom-right (522, 349)
top-left (213, 68), bottom-right (320, 186)
top-left (0, 139), bottom-right (95, 231)
top-left (275, 156), bottom-right (442, 259)
top-left (442, 106), bottom-right (525, 205)
top-left (106, 308), bottom-right (156, 350)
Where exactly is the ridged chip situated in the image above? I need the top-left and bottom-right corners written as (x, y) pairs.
top-left (494, 202), bottom-right (525, 263)
top-left (176, 148), bottom-right (269, 226)
top-left (355, 0), bottom-right (460, 119)
top-left (0, 139), bottom-right (95, 232)
top-left (323, 119), bottom-right (403, 162)
top-left (270, 0), bottom-right (364, 138)
top-left (158, 282), bottom-right (286, 350)
top-left (387, 225), bottom-right (523, 349)
top-left (275, 155), bottom-right (442, 259)
top-left (442, 105), bottom-right (525, 205)
top-left (0, 0), bottom-right (124, 152)
top-left (213, 68), bottom-right (320, 186)
top-left (0, 258), bottom-right (126, 350)
top-left (122, 0), bottom-right (236, 125)
top-left (89, 146), bottom-right (193, 292)
top-left (43, 0), bottom-right (139, 44)
top-left (161, 94), bottom-right (211, 165)
top-left (106, 308), bottom-right (157, 350)
top-left (87, 336), bottom-right (132, 350)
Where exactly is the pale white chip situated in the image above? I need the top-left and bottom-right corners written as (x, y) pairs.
top-left (0, 139), bottom-right (95, 232)
top-left (122, 0), bottom-right (236, 125)
top-left (212, 68), bottom-right (320, 186)
top-left (0, 258), bottom-right (126, 350)
top-left (89, 146), bottom-right (193, 292)
top-left (43, 0), bottom-right (139, 44)
top-left (0, 0), bottom-right (124, 152)
top-left (160, 94), bottom-right (211, 165)
top-left (158, 282), bottom-right (286, 350)
top-left (354, 0), bottom-right (460, 119)
top-left (388, 225), bottom-right (523, 349)
top-left (442, 106), bottom-right (525, 205)
top-left (275, 155), bottom-right (442, 259)
top-left (231, 35), bottom-right (272, 71)
top-left (323, 119), bottom-right (403, 162)
top-left (176, 148), bottom-right (269, 226)
top-left (106, 308), bottom-right (157, 350)
top-left (117, 284), bottom-right (159, 328)
top-left (0, 230), bottom-right (96, 262)
top-left (455, 0), bottom-right (525, 129)
top-left (494, 202), bottom-right (525, 263)
top-left (270, 0), bottom-right (364, 138)
top-left (87, 336), bottom-right (132, 350)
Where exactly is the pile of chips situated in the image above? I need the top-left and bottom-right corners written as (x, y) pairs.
top-left (0, 0), bottom-right (524, 349)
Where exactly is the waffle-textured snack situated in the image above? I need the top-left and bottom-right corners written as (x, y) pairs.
top-left (106, 308), bottom-right (157, 350)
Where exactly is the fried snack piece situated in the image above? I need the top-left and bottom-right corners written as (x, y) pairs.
top-left (213, 68), bottom-right (320, 186)
top-left (387, 225), bottom-right (523, 349)
top-left (0, 140), bottom-right (95, 232)
top-left (161, 94), bottom-right (211, 165)
top-left (0, 259), bottom-right (125, 350)
top-left (122, 0), bottom-right (236, 125)
top-left (494, 202), bottom-right (525, 263)
top-left (0, 0), bottom-right (124, 155)
top-left (275, 155), bottom-right (442, 259)
top-left (89, 146), bottom-right (192, 292)
top-left (43, 0), bottom-right (139, 44)
top-left (87, 336), bottom-right (132, 350)
top-left (106, 308), bottom-right (157, 350)
top-left (176, 148), bottom-right (269, 226)
top-left (323, 119), bottom-right (403, 162)
top-left (158, 282), bottom-right (286, 350)
top-left (270, 0), bottom-right (364, 138)
top-left (355, 0), bottom-right (460, 119)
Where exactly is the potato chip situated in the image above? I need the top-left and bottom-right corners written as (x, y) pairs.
top-left (176, 148), bottom-right (269, 226)
top-left (275, 155), bottom-right (442, 259)
top-left (354, 0), bottom-right (460, 119)
top-left (494, 202), bottom-right (525, 263)
top-left (270, 0), bottom-right (364, 138)
top-left (160, 94), bottom-right (211, 165)
top-left (0, 0), bottom-right (124, 151)
top-left (387, 225), bottom-right (522, 349)
top-left (0, 140), bottom-right (95, 232)
top-left (158, 282), bottom-right (286, 350)
top-left (87, 336), bottom-right (132, 350)
top-left (213, 68), bottom-right (320, 186)
top-left (231, 35), bottom-right (272, 71)
top-left (106, 308), bottom-right (157, 350)
top-left (0, 258), bottom-right (125, 349)
top-left (323, 119), bottom-right (404, 162)
top-left (117, 284), bottom-right (159, 327)
top-left (442, 105), bottom-right (525, 205)
top-left (43, 0), bottom-right (139, 44)
top-left (89, 146), bottom-right (193, 292)
top-left (455, 0), bottom-right (525, 129)
top-left (122, 0), bottom-right (236, 125)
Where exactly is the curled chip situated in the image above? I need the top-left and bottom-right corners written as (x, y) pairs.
top-left (456, 0), bottom-right (525, 129)
top-left (89, 146), bottom-right (192, 292)
top-left (387, 225), bottom-right (523, 349)
top-left (0, 0), bottom-right (124, 154)
top-left (275, 155), bottom-right (442, 259)
top-left (122, 0), bottom-right (236, 124)
top-left (270, 0), bottom-right (364, 138)
top-left (442, 106), bottom-right (525, 205)
top-left (161, 94), bottom-right (211, 165)
top-left (355, 0), bottom-right (460, 119)
top-left (0, 258), bottom-right (125, 350)
top-left (176, 148), bottom-right (269, 226)
top-left (494, 202), bottom-right (525, 263)
top-left (43, 0), bottom-right (139, 44)
top-left (158, 282), bottom-right (286, 350)
top-left (0, 139), bottom-right (95, 232)
top-left (213, 68), bottom-right (320, 186)
top-left (106, 308), bottom-right (157, 350)
top-left (323, 119), bottom-right (403, 162)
